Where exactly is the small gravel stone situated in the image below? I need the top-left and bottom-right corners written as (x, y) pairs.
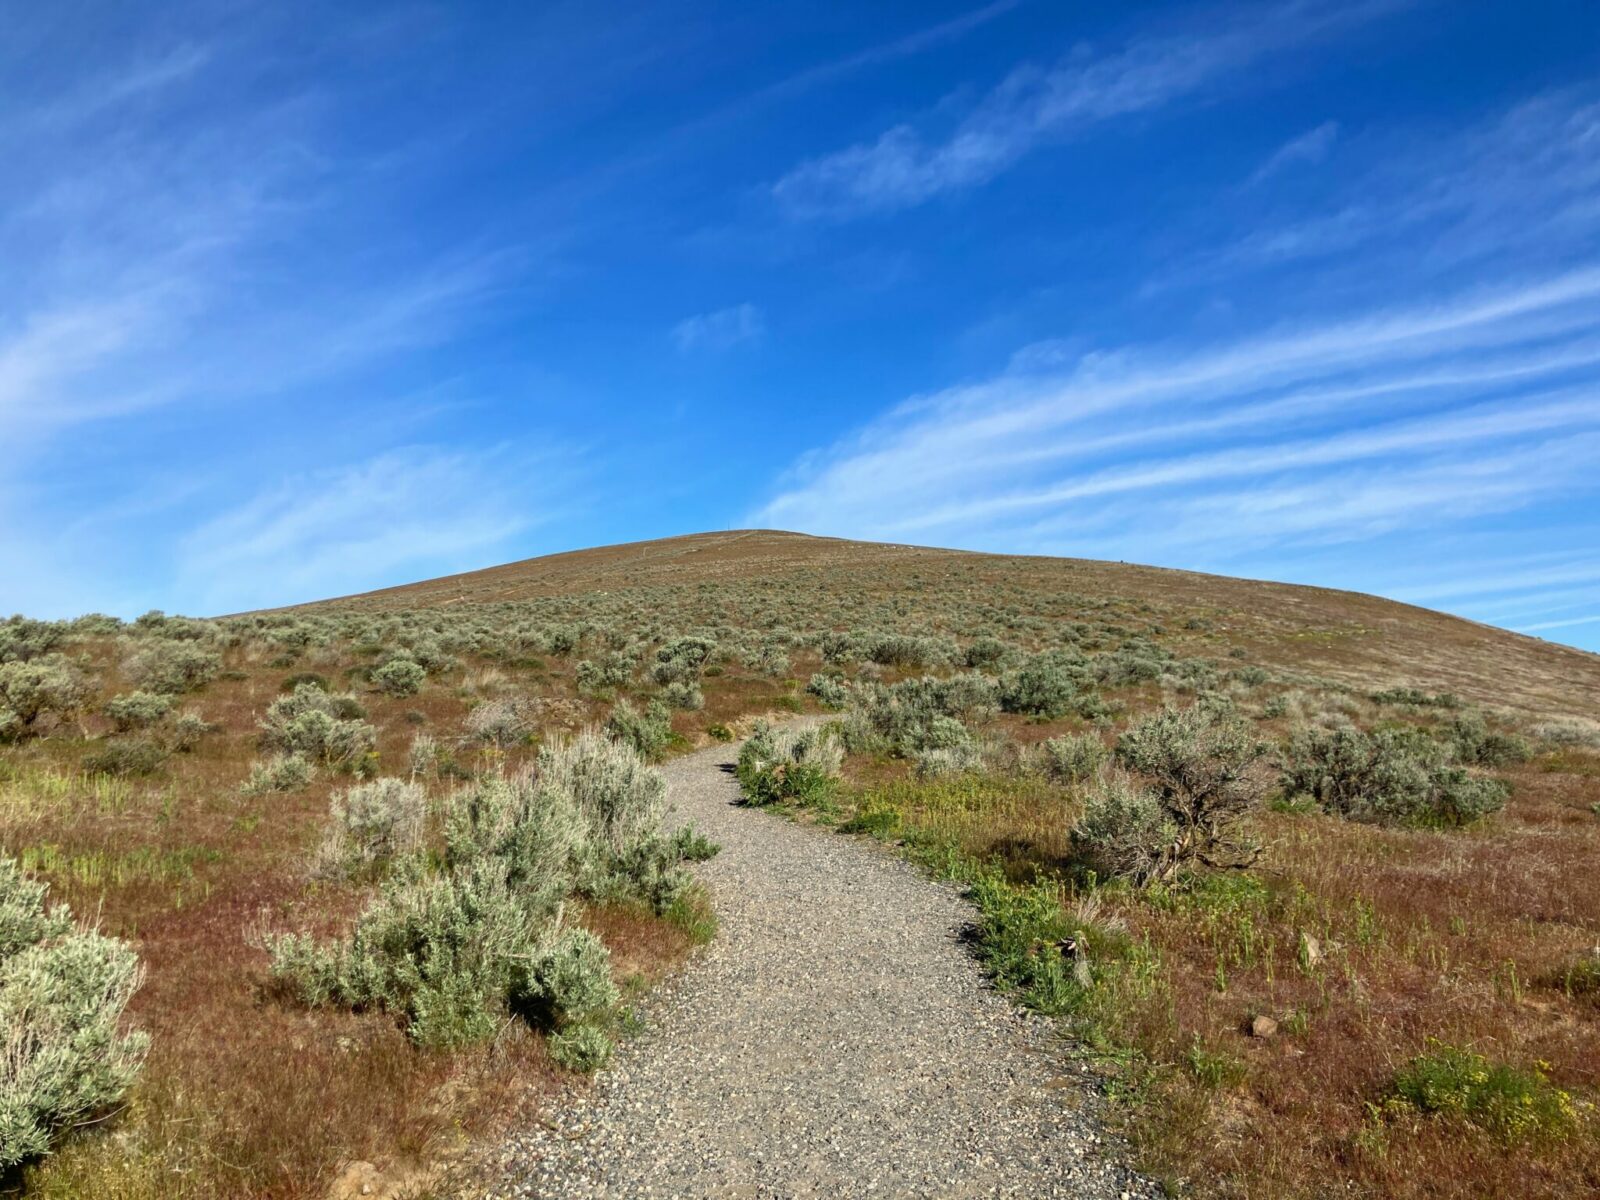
top-left (480, 735), bottom-right (1162, 1198)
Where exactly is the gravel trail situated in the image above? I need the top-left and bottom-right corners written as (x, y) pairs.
top-left (489, 736), bottom-right (1160, 1199)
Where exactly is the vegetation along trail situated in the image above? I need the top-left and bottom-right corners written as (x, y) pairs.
top-left (487, 732), bottom-right (1160, 1198)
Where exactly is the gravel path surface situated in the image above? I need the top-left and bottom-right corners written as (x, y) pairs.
top-left (487, 737), bottom-right (1161, 1199)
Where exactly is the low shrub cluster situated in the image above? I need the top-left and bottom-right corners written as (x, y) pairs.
top-left (371, 656), bottom-right (427, 697)
top-left (0, 856), bottom-right (148, 1168)
top-left (605, 699), bottom-right (673, 760)
top-left (269, 732), bottom-right (702, 1059)
top-left (1039, 732), bottom-right (1108, 783)
top-left (259, 683), bottom-right (378, 775)
top-left (315, 778), bottom-right (429, 877)
top-left (125, 641), bottom-right (221, 695)
top-left (736, 722), bottom-right (843, 807)
top-left (1072, 700), bottom-right (1268, 884)
top-left (0, 658), bottom-right (88, 742)
top-left (1282, 724), bottom-right (1510, 827)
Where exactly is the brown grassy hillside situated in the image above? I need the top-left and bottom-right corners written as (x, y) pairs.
top-left (6, 529), bottom-right (1598, 1199)
top-left (297, 529), bottom-right (1600, 720)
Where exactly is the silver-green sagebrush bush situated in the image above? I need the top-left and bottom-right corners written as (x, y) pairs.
top-left (1039, 732), bottom-right (1108, 783)
top-left (102, 690), bottom-right (175, 731)
top-left (736, 722), bottom-right (843, 806)
top-left (259, 683), bottom-right (377, 774)
top-left (268, 732), bottom-right (690, 1063)
top-left (1072, 700), bottom-right (1268, 884)
top-left (124, 640), bottom-right (221, 695)
top-left (315, 778), bottom-right (429, 877)
top-left (0, 657), bottom-right (89, 743)
top-left (370, 656), bottom-right (426, 697)
top-left (1281, 723), bottom-right (1509, 827)
top-left (604, 698), bottom-right (673, 760)
top-left (0, 856), bottom-right (147, 1168)
top-left (240, 753), bottom-right (315, 795)
top-left (465, 695), bottom-right (534, 747)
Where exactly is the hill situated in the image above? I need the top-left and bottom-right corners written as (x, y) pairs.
top-left (4, 529), bottom-right (1598, 1199)
top-left (293, 528), bottom-right (1600, 720)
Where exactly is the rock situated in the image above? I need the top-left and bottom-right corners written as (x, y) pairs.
top-left (329, 1161), bottom-right (381, 1199)
top-left (1298, 931), bottom-right (1322, 968)
top-left (1249, 1015), bottom-right (1278, 1039)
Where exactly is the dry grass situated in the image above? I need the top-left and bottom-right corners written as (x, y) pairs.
top-left (6, 528), bottom-right (1599, 1197)
top-left (831, 737), bottom-right (1600, 1199)
top-left (0, 651), bottom-right (695, 1198)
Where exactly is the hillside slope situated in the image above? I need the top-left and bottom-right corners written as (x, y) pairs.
top-left (291, 529), bottom-right (1600, 720)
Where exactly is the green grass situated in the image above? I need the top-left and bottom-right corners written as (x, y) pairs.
top-left (1388, 1043), bottom-right (1579, 1143)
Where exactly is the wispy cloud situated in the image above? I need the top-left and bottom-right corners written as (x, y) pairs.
top-left (672, 303), bottom-right (765, 353)
top-left (175, 446), bottom-right (576, 613)
top-left (1247, 119), bottom-right (1340, 185)
top-left (1167, 90), bottom-right (1600, 291)
top-left (752, 261), bottom-right (1600, 582)
top-left (772, 1), bottom-right (1392, 218)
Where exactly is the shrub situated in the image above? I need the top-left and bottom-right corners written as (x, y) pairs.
top-left (540, 731), bottom-right (667, 867)
top-left (1282, 726), bottom-right (1509, 827)
top-left (1001, 652), bottom-right (1091, 719)
top-left (83, 737), bottom-right (169, 778)
top-left (575, 652), bottom-right (635, 693)
top-left (651, 637), bottom-right (715, 686)
top-left (1040, 732), bottom-right (1108, 783)
top-left (848, 675), bottom-right (996, 757)
top-left (1371, 688), bottom-right (1459, 709)
top-left (241, 753), bottom-right (315, 795)
top-left (964, 636), bottom-right (1011, 670)
top-left (0, 657), bottom-right (89, 742)
top-left (736, 722), bottom-right (842, 806)
top-left (0, 618), bottom-right (66, 664)
top-left (604, 698), bottom-right (673, 762)
top-left (371, 657), bottom-right (426, 697)
top-left (126, 641), bottom-right (221, 695)
top-left (0, 856), bottom-right (147, 1168)
top-left (914, 742), bottom-right (985, 778)
top-left (548, 1023), bottom-right (613, 1072)
top-left (518, 928), bottom-right (619, 1029)
top-left (806, 673), bottom-right (851, 709)
top-left (103, 690), bottom-right (175, 731)
top-left (267, 746), bottom-right (657, 1050)
top-left (316, 778), bottom-right (429, 876)
top-left (1447, 711), bottom-right (1532, 767)
top-left (1074, 701), bottom-right (1268, 883)
top-left (407, 732), bottom-right (440, 779)
top-left (1388, 1043), bottom-right (1577, 1143)
top-left (863, 634), bottom-right (948, 669)
top-left (1532, 719), bottom-right (1600, 750)
top-left (1071, 772), bottom-right (1175, 885)
top-left (465, 696), bottom-right (534, 747)
top-left (659, 679), bottom-right (704, 711)
top-left (268, 862), bottom-right (545, 1049)
top-left (260, 683), bottom-right (377, 774)
top-left (168, 711), bottom-right (210, 752)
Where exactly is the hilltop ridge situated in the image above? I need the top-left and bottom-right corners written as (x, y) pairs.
top-left (281, 529), bottom-right (1600, 719)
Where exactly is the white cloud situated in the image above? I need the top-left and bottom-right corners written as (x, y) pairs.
top-left (1246, 119), bottom-right (1340, 184)
top-left (750, 265), bottom-right (1600, 567)
top-left (772, 2), bottom-right (1391, 217)
top-left (175, 446), bottom-right (575, 613)
top-left (671, 303), bottom-right (764, 353)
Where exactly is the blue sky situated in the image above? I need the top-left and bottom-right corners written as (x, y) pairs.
top-left (4, 1), bottom-right (1600, 649)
